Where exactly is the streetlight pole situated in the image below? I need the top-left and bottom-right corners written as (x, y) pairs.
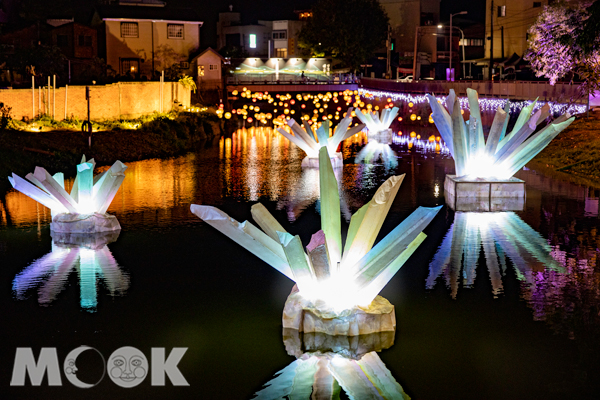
top-left (449, 11), bottom-right (467, 81)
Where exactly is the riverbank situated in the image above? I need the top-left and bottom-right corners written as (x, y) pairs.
top-left (2, 109), bottom-right (600, 195)
top-left (0, 111), bottom-right (231, 193)
top-left (528, 110), bottom-right (600, 189)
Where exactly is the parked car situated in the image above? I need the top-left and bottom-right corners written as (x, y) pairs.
top-left (397, 75), bottom-right (413, 83)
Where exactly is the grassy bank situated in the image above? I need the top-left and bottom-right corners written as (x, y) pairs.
top-left (528, 110), bottom-right (600, 189)
top-left (0, 110), bottom-right (232, 193)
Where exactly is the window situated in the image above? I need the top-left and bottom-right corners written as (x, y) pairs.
top-left (249, 34), bottom-right (256, 48)
top-left (276, 48), bottom-right (287, 58)
top-left (57, 35), bottom-right (68, 47)
top-left (180, 61), bottom-right (189, 69)
top-left (209, 64), bottom-right (218, 70)
top-left (167, 24), bottom-right (184, 39)
top-left (498, 5), bottom-right (506, 17)
top-left (198, 65), bottom-right (205, 76)
top-left (272, 30), bottom-right (287, 39)
top-left (121, 22), bottom-right (138, 38)
top-left (78, 35), bottom-right (92, 47)
top-left (533, 1), bottom-right (542, 7)
top-left (121, 58), bottom-right (140, 74)
top-left (459, 38), bottom-right (484, 46)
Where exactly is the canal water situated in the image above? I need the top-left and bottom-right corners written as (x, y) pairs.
top-left (1, 124), bottom-right (599, 399)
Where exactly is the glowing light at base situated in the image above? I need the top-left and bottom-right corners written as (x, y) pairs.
top-left (191, 147), bottom-right (441, 313)
top-left (426, 89), bottom-right (575, 179)
top-left (8, 155), bottom-right (127, 232)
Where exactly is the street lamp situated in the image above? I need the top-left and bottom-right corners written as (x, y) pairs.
top-left (438, 24), bottom-right (466, 79)
top-left (449, 11), bottom-right (467, 81)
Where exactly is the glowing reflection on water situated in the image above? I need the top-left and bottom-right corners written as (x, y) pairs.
top-left (12, 231), bottom-right (129, 312)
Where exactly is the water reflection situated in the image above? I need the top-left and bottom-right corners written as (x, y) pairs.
top-left (427, 212), bottom-right (563, 298)
top-left (255, 329), bottom-right (408, 399)
top-left (12, 231), bottom-right (129, 312)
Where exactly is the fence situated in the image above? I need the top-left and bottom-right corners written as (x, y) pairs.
top-left (0, 81), bottom-right (191, 122)
top-left (360, 78), bottom-right (586, 103)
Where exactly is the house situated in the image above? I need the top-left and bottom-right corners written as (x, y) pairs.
top-left (191, 47), bottom-right (224, 90)
top-left (52, 22), bottom-right (98, 82)
top-left (92, 1), bottom-right (203, 78)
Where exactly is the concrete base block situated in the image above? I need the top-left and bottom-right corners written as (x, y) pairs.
top-left (282, 287), bottom-right (396, 336)
top-left (444, 175), bottom-right (525, 211)
top-left (50, 213), bottom-right (121, 233)
top-left (301, 153), bottom-right (343, 169)
top-left (368, 128), bottom-right (393, 145)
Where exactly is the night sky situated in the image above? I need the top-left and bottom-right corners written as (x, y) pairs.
top-left (169, 0), bottom-right (488, 49)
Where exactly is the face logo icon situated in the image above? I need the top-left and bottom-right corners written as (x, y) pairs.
top-left (108, 346), bottom-right (148, 388)
top-left (62, 346), bottom-right (106, 388)
top-left (64, 359), bottom-right (77, 375)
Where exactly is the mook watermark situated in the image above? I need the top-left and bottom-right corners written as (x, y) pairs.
top-left (10, 346), bottom-right (189, 388)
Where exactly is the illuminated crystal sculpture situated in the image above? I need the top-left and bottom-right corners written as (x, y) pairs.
top-left (427, 89), bottom-right (575, 200)
top-left (276, 108), bottom-right (365, 168)
top-left (355, 107), bottom-right (399, 145)
top-left (8, 156), bottom-right (127, 233)
top-left (191, 147), bottom-right (441, 335)
top-left (12, 231), bottom-right (129, 312)
top-left (427, 212), bottom-right (564, 299)
top-left (354, 107), bottom-right (399, 167)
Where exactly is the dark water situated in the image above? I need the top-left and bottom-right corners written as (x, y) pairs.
top-left (1, 125), bottom-right (599, 399)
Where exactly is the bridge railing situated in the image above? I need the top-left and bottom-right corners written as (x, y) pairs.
top-left (360, 78), bottom-right (586, 103)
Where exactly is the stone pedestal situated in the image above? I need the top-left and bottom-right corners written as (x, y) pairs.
top-left (444, 175), bottom-right (525, 212)
top-left (282, 328), bottom-right (395, 359)
top-left (368, 129), bottom-right (393, 145)
top-left (301, 153), bottom-right (343, 169)
top-left (282, 287), bottom-right (396, 336)
top-left (50, 213), bottom-right (121, 233)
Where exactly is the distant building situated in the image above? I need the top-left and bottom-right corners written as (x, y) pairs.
top-left (216, 6), bottom-right (306, 58)
top-left (191, 47), bottom-right (224, 90)
top-left (92, 2), bottom-right (203, 78)
top-left (52, 22), bottom-right (98, 82)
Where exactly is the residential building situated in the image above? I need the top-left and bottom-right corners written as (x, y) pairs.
top-left (216, 7), bottom-right (305, 58)
top-left (52, 22), bottom-right (98, 82)
top-left (92, 2), bottom-right (203, 78)
top-left (191, 47), bottom-right (224, 90)
top-left (484, 0), bottom-right (550, 62)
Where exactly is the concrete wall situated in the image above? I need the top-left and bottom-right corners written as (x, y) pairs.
top-left (0, 81), bottom-right (191, 121)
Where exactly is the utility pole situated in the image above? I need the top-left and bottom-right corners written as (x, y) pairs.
top-left (489, 0), bottom-right (494, 80)
top-left (386, 25), bottom-right (391, 79)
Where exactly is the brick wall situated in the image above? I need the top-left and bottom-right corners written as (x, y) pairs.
top-left (0, 81), bottom-right (191, 121)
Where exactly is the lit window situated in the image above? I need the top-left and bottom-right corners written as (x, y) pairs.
top-left (276, 48), bottom-right (287, 58)
top-left (167, 24), bottom-right (184, 39)
top-left (497, 5), bottom-right (506, 17)
top-left (121, 58), bottom-right (139, 74)
top-left (249, 34), bottom-right (256, 48)
top-left (198, 65), bottom-right (205, 76)
top-left (121, 22), bottom-right (138, 38)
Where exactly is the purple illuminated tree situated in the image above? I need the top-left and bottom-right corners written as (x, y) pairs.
top-left (525, 1), bottom-right (600, 96)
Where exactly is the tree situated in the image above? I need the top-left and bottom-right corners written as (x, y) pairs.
top-left (298, 0), bottom-right (388, 72)
top-left (525, 1), bottom-right (600, 96)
